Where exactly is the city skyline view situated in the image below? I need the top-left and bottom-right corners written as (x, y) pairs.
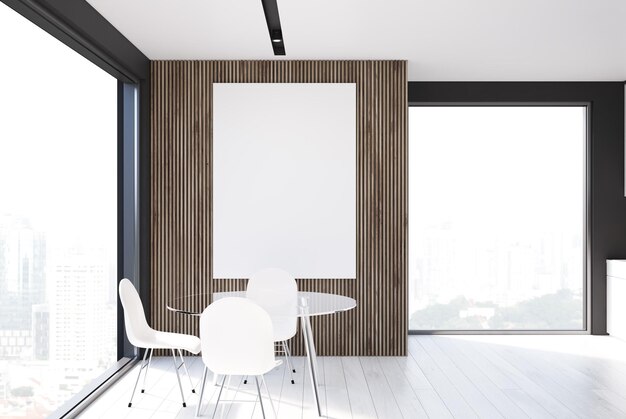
top-left (0, 3), bottom-right (117, 417)
top-left (409, 106), bottom-right (585, 330)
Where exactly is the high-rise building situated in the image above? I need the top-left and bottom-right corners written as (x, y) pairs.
top-left (48, 245), bottom-right (116, 404)
top-left (31, 304), bottom-right (49, 361)
top-left (0, 215), bottom-right (46, 331)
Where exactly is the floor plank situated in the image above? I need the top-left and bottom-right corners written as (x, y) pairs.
top-left (323, 357), bottom-right (352, 419)
top-left (408, 338), bottom-right (478, 418)
top-left (501, 389), bottom-right (553, 419)
top-left (375, 357), bottom-right (429, 418)
top-left (486, 339), bottom-right (626, 419)
top-left (431, 337), bottom-right (528, 419)
top-left (457, 337), bottom-right (579, 419)
top-left (417, 337), bottom-right (504, 418)
top-left (341, 357), bottom-right (378, 419)
top-left (358, 357), bottom-right (403, 419)
top-left (387, 355), bottom-right (453, 418)
top-left (79, 336), bottom-right (626, 419)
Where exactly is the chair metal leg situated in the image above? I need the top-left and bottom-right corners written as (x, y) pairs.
top-left (282, 341), bottom-right (295, 384)
top-left (178, 348), bottom-right (196, 393)
top-left (171, 349), bottom-right (187, 407)
top-left (128, 348), bottom-right (150, 407)
top-left (211, 375), bottom-right (227, 419)
top-left (141, 348), bottom-right (153, 393)
top-left (261, 375), bottom-right (277, 418)
top-left (196, 367), bottom-right (209, 417)
top-left (254, 376), bottom-right (266, 419)
top-left (284, 341), bottom-right (296, 373)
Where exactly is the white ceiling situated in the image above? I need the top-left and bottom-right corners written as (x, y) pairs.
top-left (86, 0), bottom-right (626, 81)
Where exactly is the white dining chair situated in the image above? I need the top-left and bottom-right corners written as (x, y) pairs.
top-left (196, 297), bottom-right (280, 418)
top-left (119, 278), bottom-right (201, 408)
top-left (246, 268), bottom-right (298, 385)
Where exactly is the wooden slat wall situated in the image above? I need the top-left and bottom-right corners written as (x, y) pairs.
top-left (151, 60), bottom-right (407, 356)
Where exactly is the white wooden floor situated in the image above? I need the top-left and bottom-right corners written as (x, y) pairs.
top-left (79, 335), bottom-right (626, 419)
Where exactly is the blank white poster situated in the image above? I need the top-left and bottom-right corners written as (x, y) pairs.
top-left (213, 83), bottom-right (356, 279)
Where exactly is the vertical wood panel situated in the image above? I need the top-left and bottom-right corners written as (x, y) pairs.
top-left (151, 60), bottom-right (407, 356)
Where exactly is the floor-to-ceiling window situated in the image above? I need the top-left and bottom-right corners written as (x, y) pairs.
top-left (409, 106), bottom-right (586, 331)
top-left (0, 4), bottom-right (117, 417)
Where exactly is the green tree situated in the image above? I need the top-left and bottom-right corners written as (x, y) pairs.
top-left (410, 297), bottom-right (486, 329)
top-left (489, 289), bottom-right (582, 329)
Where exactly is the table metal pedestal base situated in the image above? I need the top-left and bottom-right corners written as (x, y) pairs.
top-left (301, 308), bottom-right (322, 417)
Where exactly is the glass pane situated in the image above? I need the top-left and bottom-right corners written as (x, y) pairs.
top-left (409, 106), bottom-right (585, 330)
top-left (0, 3), bottom-right (117, 417)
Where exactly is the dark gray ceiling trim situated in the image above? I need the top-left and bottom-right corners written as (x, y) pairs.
top-left (408, 81), bottom-right (626, 336)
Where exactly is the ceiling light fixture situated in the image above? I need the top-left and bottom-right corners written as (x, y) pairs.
top-left (261, 1), bottom-right (286, 55)
top-left (271, 30), bottom-right (282, 43)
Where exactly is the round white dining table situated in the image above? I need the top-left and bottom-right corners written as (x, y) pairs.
top-left (167, 290), bottom-right (356, 416)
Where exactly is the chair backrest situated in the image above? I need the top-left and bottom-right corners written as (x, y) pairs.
top-left (119, 278), bottom-right (152, 347)
top-left (200, 297), bottom-right (276, 376)
top-left (246, 268), bottom-right (298, 318)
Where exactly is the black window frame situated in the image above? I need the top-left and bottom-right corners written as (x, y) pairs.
top-left (408, 82), bottom-right (626, 335)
